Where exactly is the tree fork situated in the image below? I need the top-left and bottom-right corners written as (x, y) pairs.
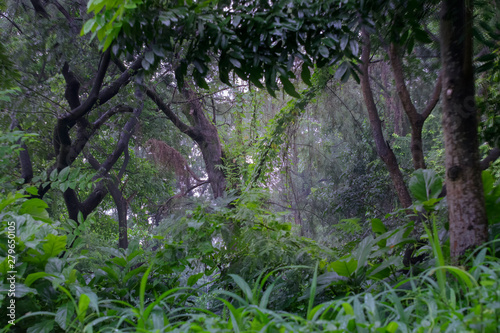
top-left (361, 30), bottom-right (413, 209)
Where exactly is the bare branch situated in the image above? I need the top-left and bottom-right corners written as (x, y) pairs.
top-left (50, 0), bottom-right (78, 33)
top-left (422, 73), bottom-right (442, 120)
top-left (146, 87), bottom-right (198, 138)
top-left (92, 104), bottom-right (134, 129)
top-left (0, 12), bottom-right (25, 35)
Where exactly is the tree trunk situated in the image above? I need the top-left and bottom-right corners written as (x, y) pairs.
top-left (389, 43), bottom-right (442, 170)
top-left (182, 87), bottom-right (227, 198)
top-left (146, 84), bottom-right (227, 199)
top-left (361, 30), bottom-right (413, 209)
top-left (107, 182), bottom-right (128, 250)
top-left (441, 0), bottom-right (488, 258)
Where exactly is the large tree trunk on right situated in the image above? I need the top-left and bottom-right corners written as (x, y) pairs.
top-left (441, 0), bottom-right (488, 258)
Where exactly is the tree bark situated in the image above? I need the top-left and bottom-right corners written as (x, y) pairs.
top-left (441, 0), bottom-right (488, 258)
top-left (389, 43), bottom-right (442, 170)
top-left (182, 86), bottom-right (227, 198)
top-left (145, 85), bottom-right (227, 198)
top-left (87, 148), bottom-right (131, 250)
top-left (361, 30), bottom-right (413, 209)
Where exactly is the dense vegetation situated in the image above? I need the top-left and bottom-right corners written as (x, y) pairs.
top-left (1, 0), bottom-right (500, 332)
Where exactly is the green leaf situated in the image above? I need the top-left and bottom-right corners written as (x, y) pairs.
top-left (318, 45), bottom-right (329, 58)
top-left (152, 45), bottom-right (165, 57)
top-left (476, 52), bottom-right (497, 62)
top-left (19, 198), bottom-right (49, 221)
top-left (49, 168), bottom-right (58, 181)
top-left (25, 272), bottom-right (52, 287)
top-left (140, 265), bottom-right (153, 312)
top-left (55, 303), bottom-right (74, 330)
top-left (413, 28), bottom-right (432, 43)
top-left (349, 40), bottom-right (359, 57)
top-left (329, 258), bottom-right (357, 277)
top-left (307, 262), bottom-right (319, 320)
top-left (371, 218), bottom-right (387, 235)
top-left (111, 257), bottom-right (127, 267)
top-left (78, 294), bottom-right (90, 322)
top-left (334, 62), bottom-right (348, 80)
top-left (42, 234), bottom-right (67, 257)
top-left (27, 320), bottom-right (54, 333)
top-left (301, 63), bottom-right (312, 86)
top-left (25, 186), bottom-right (39, 196)
top-left (81, 19), bottom-right (95, 35)
top-left (187, 272), bottom-right (204, 286)
top-left (229, 57), bottom-right (241, 68)
top-left (409, 169), bottom-right (443, 202)
top-left (58, 167), bottom-right (70, 182)
top-left (340, 35), bottom-right (349, 50)
top-left (342, 302), bottom-right (354, 315)
top-left (229, 274), bottom-right (253, 302)
top-left (386, 321), bottom-right (399, 333)
top-left (281, 76), bottom-right (300, 98)
top-left (145, 51), bottom-right (154, 65)
top-left (124, 265), bottom-right (147, 283)
top-left (482, 170), bottom-right (494, 194)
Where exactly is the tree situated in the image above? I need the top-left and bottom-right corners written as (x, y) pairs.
top-left (440, 0), bottom-right (488, 257)
top-left (0, 0), bottom-right (149, 245)
top-left (360, 29), bottom-right (413, 208)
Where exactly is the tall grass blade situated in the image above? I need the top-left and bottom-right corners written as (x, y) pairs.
top-left (307, 262), bottom-right (319, 320)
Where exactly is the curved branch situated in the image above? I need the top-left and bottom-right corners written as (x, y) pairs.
top-left (93, 105), bottom-right (134, 129)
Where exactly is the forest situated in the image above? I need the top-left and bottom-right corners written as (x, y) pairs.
top-left (1, 0), bottom-right (500, 331)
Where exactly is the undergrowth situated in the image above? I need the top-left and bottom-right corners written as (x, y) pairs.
top-left (1, 170), bottom-right (500, 332)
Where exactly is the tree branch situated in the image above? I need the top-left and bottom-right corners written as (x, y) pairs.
top-left (50, 0), bottom-right (78, 33)
top-left (480, 148), bottom-right (500, 170)
top-left (9, 116), bottom-right (33, 183)
top-left (389, 43), bottom-right (420, 123)
top-left (29, 0), bottom-right (50, 18)
top-left (92, 104), bottom-right (134, 129)
top-left (62, 62), bottom-right (81, 110)
top-left (422, 73), bottom-right (442, 120)
top-left (146, 87), bottom-right (199, 139)
top-left (63, 49), bottom-right (112, 121)
top-left (0, 12), bottom-right (25, 35)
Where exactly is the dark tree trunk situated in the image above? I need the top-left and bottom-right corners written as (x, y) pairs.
top-left (389, 43), bottom-right (442, 170)
top-left (146, 85), bottom-right (227, 199)
top-left (361, 30), bottom-right (413, 209)
top-left (182, 87), bottom-right (227, 198)
top-left (441, 0), bottom-right (488, 258)
top-left (107, 182), bottom-right (128, 249)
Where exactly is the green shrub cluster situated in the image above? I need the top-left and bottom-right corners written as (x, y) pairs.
top-left (1, 169), bottom-right (500, 332)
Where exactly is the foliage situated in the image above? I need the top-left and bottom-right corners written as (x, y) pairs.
top-left (2, 0), bottom-right (500, 331)
top-left (83, 0), bottom-right (364, 94)
top-left (2, 188), bottom-right (500, 332)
